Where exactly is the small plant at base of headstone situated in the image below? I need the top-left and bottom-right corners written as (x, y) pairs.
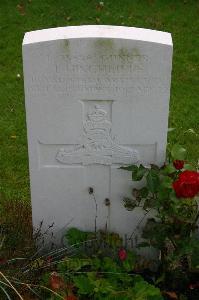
top-left (0, 225), bottom-right (163, 299)
top-left (121, 144), bottom-right (199, 297)
top-left (41, 227), bottom-right (163, 300)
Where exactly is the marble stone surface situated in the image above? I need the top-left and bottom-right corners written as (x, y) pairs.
top-left (23, 25), bottom-right (173, 245)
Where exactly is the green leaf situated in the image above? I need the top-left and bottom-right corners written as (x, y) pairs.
top-left (120, 164), bottom-right (147, 181)
top-left (161, 176), bottom-right (173, 189)
top-left (122, 251), bottom-right (136, 272)
top-left (158, 186), bottom-right (170, 201)
top-left (183, 163), bottom-right (196, 171)
top-left (120, 165), bottom-right (137, 171)
top-left (132, 280), bottom-right (163, 299)
top-left (73, 275), bottom-right (94, 295)
top-left (171, 144), bottom-right (187, 160)
top-left (139, 187), bottom-right (149, 198)
top-left (162, 164), bottom-right (176, 174)
top-left (65, 227), bottom-right (94, 246)
top-left (93, 278), bottom-right (114, 294)
top-left (132, 165), bottom-right (147, 181)
top-left (146, 170), bottom-right (160, 193)
top-left (91, 258), bottom-right (101, 270)
top-left (102, 257), bottom-right (119, 272)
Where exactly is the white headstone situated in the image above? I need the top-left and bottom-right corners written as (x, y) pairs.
top-left (23, 25), bottom-right (173, 244)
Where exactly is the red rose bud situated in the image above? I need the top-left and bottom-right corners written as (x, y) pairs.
top-left (173, 170), bottom-right (199, 198)
top-left (173, 160), bottom-right (184, 170)
top-left (118, 248), bottom-right (127, 261)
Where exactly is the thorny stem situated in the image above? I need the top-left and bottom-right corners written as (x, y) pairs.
top-left (128, 209), bottom-right (152, 240)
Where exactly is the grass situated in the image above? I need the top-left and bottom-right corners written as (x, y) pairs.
top-left (0, 0), bottom-right (198, 202)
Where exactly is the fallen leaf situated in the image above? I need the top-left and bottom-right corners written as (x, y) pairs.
top-left (50, 272), bottom-right (64, 290)
top-left (163, 291), bottom-right (178, 299)
top-left (96, 2), bottom-right (104, 11)
top-left (16, 3), bottom-right (26, 16)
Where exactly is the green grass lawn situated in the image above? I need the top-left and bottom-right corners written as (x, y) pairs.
top-left (0, 0), bottom-right (198, 202)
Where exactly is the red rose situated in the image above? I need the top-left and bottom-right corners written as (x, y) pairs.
top-left (118, 248), bottom-right (127, 261)
top-left (173, 170), bottom-right (199, 198)
top-left (173, 160), bottom-right (184, 170)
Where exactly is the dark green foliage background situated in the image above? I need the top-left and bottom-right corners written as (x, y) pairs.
top-left (0, 0), bottom-right (198, 202)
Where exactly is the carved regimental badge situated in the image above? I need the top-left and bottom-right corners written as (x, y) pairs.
top-left (56, 103), bottom-right (139, 165)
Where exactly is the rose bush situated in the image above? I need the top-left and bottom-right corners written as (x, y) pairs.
top-left (121, 144), bottom-right (199, 296)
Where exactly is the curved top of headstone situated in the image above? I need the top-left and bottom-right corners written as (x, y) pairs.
top-left (23, 25), bottom-right (172, 46)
